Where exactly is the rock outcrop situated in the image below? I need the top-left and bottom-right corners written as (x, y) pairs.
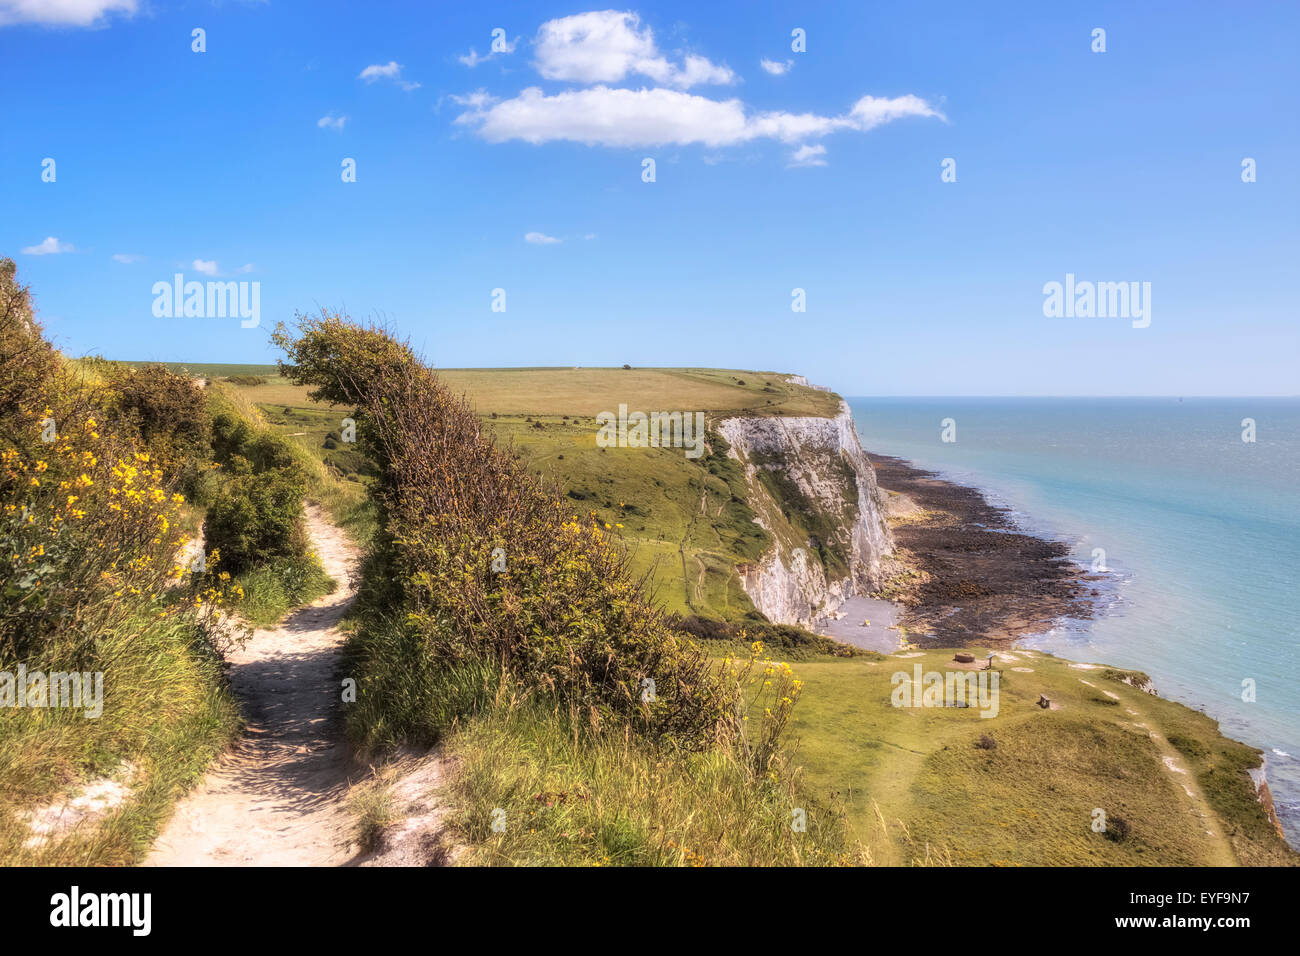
top-left (717, 398), bottom-right (893, 626)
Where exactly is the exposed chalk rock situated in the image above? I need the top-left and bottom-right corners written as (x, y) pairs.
top-left (717, 398), bottom-right (893, 626)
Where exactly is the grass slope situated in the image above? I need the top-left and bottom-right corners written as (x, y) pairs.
top-left (785, 647), bottom-right (1295, 866)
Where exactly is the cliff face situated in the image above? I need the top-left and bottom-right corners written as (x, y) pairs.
top-left (716, 399), bottom-right (893, 626)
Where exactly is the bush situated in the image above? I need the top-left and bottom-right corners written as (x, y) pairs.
top-left (1104, 814), bottom-right (1132, 843)
top-left (204, 468), bottom-right (308, 576)
top-left (210, 411), bottom-right (254, 466)
top-left (0, 266), bottom-right (233, 661)
top-left (108, 364), bottom-right (211, 465)
top-left (225, 375), bottom-right (266, 387)
top-left (211, 413), bottom-right (306, 478)
top-left (0, 258), bottom-right (58, 416)
top-left (674, 614), bottom-right (863, 660)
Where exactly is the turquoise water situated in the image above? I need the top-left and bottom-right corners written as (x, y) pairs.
top-left (847, 397), bottom-right (1300, 846)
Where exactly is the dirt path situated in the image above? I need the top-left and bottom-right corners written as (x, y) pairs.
top-left (1118, 690), bottom-right (1239, 867)
top-left (146, 506), bottom-right (360, 866)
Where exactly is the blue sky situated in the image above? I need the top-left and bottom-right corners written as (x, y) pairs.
top-left (2, 0), bottom-right (1297, 396)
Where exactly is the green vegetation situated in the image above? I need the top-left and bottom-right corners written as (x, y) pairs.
top-left (443, 695), bottom-right (855, 866)
top-left (0, 264), bottom-right (362, 864)
top-left (491, 415), bottom-right (768, 619)
top-left (751, 447), bottom-right (858, 580)
top-left (783, 648), bottom-right (1296, 866)
top-left (227, 555), bottom-right (335, 630)
top-left (347, 769), bottom-right (399, 852)
top-left (200, 381), bottom-right (341, 625)
top-left (0, 261), bottom-right (242, 864)
top-left (140, 363), bottom-right (841, 419)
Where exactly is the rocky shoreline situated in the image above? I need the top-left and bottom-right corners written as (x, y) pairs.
top-left (864, 453), bottom-right (1103, 648)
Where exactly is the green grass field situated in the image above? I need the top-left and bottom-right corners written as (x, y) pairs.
top-left (781, 647), bottom-right (1294, 865)
top-left (150, 363), bottom-right (842, 418)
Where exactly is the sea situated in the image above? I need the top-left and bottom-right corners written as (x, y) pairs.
top-left (847, 397), bottom-right (1300, 847)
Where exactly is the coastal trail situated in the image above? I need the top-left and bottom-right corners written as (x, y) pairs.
top-left (1109, 685), bottom-right (1239, 867)
top-left (147, 507), bottom-right (368, 865)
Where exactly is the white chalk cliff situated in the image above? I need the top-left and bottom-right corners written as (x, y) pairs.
top-left (716, 399), bottom-right (893, 626)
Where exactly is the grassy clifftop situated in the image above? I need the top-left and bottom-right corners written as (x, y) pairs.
top-left (148, 363), bottom-right (843, 418)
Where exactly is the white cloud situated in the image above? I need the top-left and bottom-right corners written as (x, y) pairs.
top-left (317, 113), bottom-right (348, 131)
top-left (449, 89), bottom-right (497, 110)
top-left (455, 86), bottom-right (943, 148)
top-left (788, 144), bottom-right (827, 167)
top-left (0, 0), bottom-right (136, 27)
top-left (21, 236), bottom-right (73, 255)
top-left (359, 61), bottom-right (420, 90)
top-left (237, 263), bottom-right (255, 273)
top-left (111, 253), bottom-right (142, 264)
top-left (524, 231), bottom-right (562, 245)
top-left (459, 87), bottom-right (744, 147)
top-left (760, 58), bottom-right (793, 76)
top-left (459, 35), bottom-right (518, 68)
top-left (359, 61), bottom-right (401, 81)
top-left (533, 11), bottom-right (734, 89)
top-left (192, 259), bottom-right (219, 276)
top-left (849, 94), bottom-right (945, 130)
